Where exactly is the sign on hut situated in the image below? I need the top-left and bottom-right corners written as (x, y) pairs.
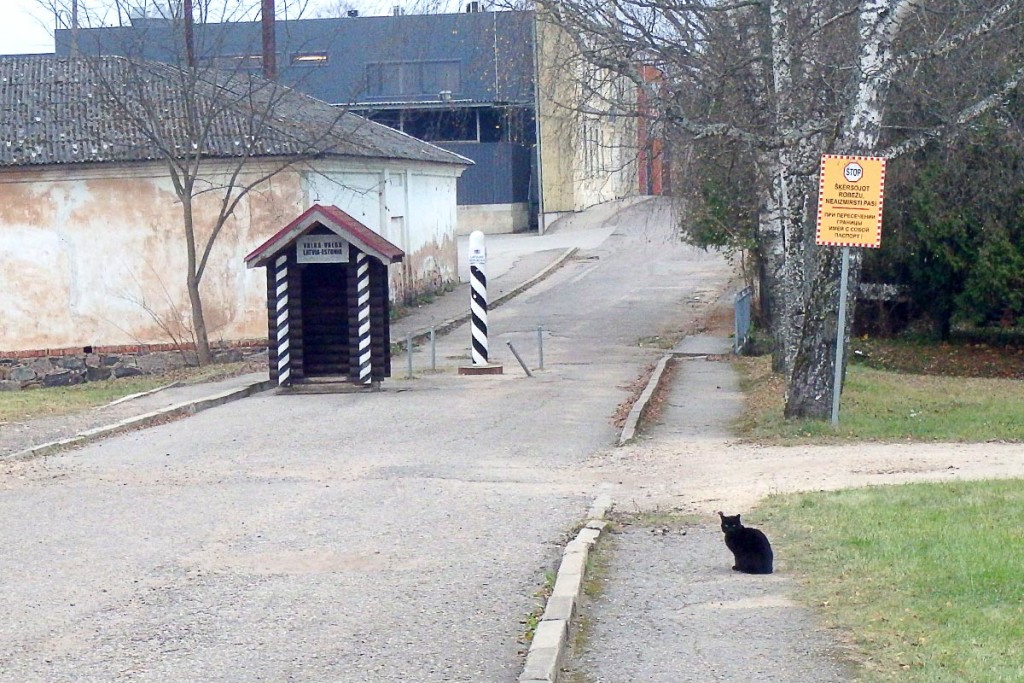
top-left (244, 204), bottom-right (404, 390)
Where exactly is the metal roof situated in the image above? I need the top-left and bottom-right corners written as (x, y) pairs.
top-left (55, 10), bottom-right (537, 108)
top-left (0, 55), bottom-right (472, 168)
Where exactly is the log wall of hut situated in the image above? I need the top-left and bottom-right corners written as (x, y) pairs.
top-left (266, 250), bottom-right (299, 384)
top-left (265, 246), bottom-right (392, 385)
top-left (346, 257), bottom-right (392, 381)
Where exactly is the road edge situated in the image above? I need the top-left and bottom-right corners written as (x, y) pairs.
top-left (617, 354), bottom-right (673, 446)
top-left (520, 494), bottom-right (614, 683)
top-left (4, 379), bottom-right (274, 463)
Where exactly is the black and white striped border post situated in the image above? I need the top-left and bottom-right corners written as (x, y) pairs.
top-left (274, 254), bottom-right (291, 386)
top-left (355, 250), bottom-right (372, 384)
top-left (468, 231), bottom-right (488, 365)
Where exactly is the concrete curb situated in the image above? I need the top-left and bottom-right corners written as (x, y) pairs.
top-left (4, 378), bottom-right (273, 463)
top-left (618, 354), bottom-right (673, 446)
top-left (520, 494), bottom-right (614, 683)
top-left (396, 247), bottom-right (579, 353)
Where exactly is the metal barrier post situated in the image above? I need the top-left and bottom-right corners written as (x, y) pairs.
top-left (406, 333), bottom-right (413, 378)
top-left (734, 286), bottom-right (753, 354)
top-left (537, 325), bottom-right (544, 370)
top-left (430, 326), bottom-right (436, 371)
top-left (506, 341), bottom-right (533, 377)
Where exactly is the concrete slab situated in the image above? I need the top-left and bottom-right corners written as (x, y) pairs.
top-left (672, 334), bottom-right (734, 356)
top-left (647, 356), bottom-right (744, 441)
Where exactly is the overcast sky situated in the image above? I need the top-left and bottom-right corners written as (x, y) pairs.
top-left (3, 0), bottom-right (472, 56)
top-left (4, 2), bottom-right (56, 54)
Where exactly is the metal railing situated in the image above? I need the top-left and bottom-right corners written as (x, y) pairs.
top-left (734, 286), bottom-right (753, 354)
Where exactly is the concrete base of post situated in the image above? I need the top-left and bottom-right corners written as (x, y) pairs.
top-left (458, 362), bottom-right (504, 376)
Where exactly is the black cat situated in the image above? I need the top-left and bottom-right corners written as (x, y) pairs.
top-left (718, 511), bottom-right (773, 574)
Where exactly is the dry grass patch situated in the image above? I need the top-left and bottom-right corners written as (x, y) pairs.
top-left (0, 361), bottom-right (259, 423)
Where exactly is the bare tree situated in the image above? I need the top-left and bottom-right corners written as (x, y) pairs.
top-left (540, 0), bottom-right (1024, 419)
top-left (35, 0), bottom-right (365, 364)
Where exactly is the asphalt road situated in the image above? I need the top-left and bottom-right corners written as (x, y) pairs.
top-left (0, 199), bottom-right (734, 682)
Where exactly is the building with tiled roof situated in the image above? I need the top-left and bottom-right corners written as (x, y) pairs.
top-left (0, 55), bottom-right (468, 167)
top-left (0, 54), bottom-right (469, 365)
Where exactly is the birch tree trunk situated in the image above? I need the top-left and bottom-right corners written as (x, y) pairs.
top-left (784, 0), bottom-right (913, 418)
top-left (756, 1), bottom-right (823, 377)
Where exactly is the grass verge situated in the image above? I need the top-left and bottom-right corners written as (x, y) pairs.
top-left (759, 479), bottom-right (1024, 682)
top-left (735, 355), bottom-right (1024, 443)
top-left (0, 361), bottom-right (257, 423)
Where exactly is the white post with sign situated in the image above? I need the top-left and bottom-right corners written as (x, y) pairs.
top-left (459, 231), bottom-right (504, 375)
top-left (816, 155), bottom-right (887, 425)
top-left (468, 231), bottom-right (489, 365)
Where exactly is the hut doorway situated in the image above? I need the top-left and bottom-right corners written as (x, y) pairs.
top-left (300, 264), bottom-right (350, 377)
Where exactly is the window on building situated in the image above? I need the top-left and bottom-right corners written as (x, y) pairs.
top-left (365, 60), bottom-right (461, 98)
top-left (403, 110), bottom-right (478, 142)
top-left (478, 109), bottom-right (505, 143)
top-left (422, 61), bottom-right (460, 95)
top-left (291, 51), bottom-right (329, 66)
top-left (200, 54), bottom-right (263, 70)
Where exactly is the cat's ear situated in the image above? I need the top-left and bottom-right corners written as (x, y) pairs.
top-left (717, 511), bottom-right (725, 520)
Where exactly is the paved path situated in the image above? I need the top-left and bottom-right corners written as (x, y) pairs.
top-left (564, 344), bottom-right (855, 682)
top-left (570, 523), bottom-right (852, 682)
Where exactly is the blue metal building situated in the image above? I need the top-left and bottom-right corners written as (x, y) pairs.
top-left (56, 8), bottom-right (539, 232)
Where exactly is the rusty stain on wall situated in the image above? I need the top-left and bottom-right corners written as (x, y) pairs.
top-left (0, 160), bottom-right (460, 354)
top-left (0, 182), bottom-right (59, 227)
top-left (394, 231), bottom-right (458, 303)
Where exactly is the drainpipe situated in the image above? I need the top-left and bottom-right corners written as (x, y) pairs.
top-left (531, 9), bottom-right (546, 234)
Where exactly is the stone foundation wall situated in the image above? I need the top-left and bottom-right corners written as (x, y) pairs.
top-left (0, 344), bottom-right (268, 391)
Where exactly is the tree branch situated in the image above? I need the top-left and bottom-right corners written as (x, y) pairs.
top-left (880, 61), bottom-right (1024, 158)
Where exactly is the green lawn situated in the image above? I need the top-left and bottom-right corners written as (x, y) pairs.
top-left (736, 357), bottom-right (1024, 443)
top-left (760, 480), bottom-right (1024, 682)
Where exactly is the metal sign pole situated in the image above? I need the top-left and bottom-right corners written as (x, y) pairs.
top-left (831, 246), bottom-right (851, 426)
top-left (817, 154), bottom-right (887, 424)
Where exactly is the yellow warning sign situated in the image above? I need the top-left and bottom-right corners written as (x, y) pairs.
top-left (816, 155), bottom-right (886, 248)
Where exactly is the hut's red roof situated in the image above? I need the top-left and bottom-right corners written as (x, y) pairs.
top-left (245, 204), bottom-right (405, 267)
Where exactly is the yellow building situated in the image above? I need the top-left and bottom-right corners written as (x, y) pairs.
top-left (534, 5), bottom-right (640, 231)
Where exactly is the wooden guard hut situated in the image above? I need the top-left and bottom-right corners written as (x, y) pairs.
top-left (244, 204), bottom-right (404, 389)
